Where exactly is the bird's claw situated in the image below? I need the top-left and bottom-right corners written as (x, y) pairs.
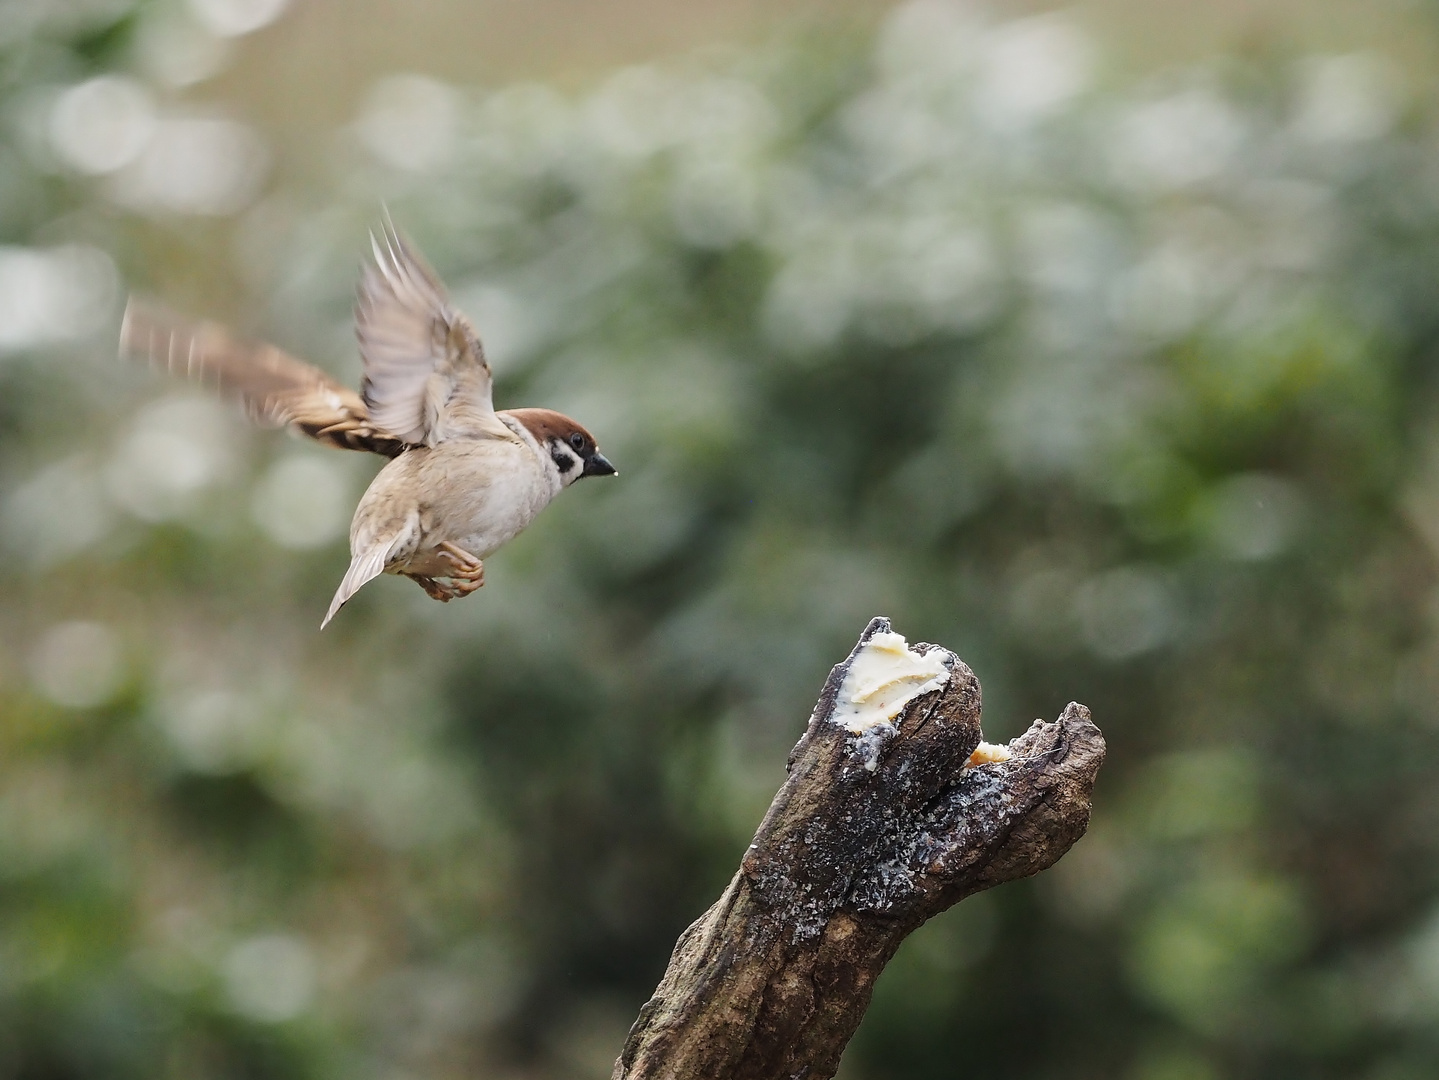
top-left (412, 575), bottom-right (456, 602)
top-left (438, 542), bottom-right (485, 588)
top-left (408, 544), bottom-right (485, 603)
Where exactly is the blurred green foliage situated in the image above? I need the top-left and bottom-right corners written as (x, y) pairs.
top-left (6, 1), bottom-right (1439, 1078)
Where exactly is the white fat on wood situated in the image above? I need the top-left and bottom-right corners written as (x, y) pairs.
top-left (832, 630), bottom-right (949, 734)
top-left (966, 741), bottom-right (1012, 767)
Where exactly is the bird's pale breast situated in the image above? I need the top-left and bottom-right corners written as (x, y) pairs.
top-left (350, 436), bottom-right (557, 576)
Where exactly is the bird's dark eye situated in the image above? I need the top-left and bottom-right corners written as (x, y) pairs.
top-left (569, 432), bottom-right (586, 452)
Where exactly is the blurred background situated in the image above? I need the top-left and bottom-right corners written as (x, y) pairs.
top-left (6, 0), bottom-right (1439, 1077)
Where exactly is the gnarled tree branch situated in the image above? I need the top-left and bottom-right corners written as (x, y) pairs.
top-left (614, 616), bottom-right (1106, 1080)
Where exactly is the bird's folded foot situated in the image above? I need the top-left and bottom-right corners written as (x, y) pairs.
top-left (411, 575), bottom-right (456, 602)
top-left (406, 545), bottom-right (485, 603)
top-left (447, 576), bottom-right (484, 597)
top-left (438, 542), bottom-right (485, 592)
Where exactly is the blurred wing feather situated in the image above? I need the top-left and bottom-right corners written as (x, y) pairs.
top-left (355, 219), bottom-right (493, 447)
top-left (119, 299), bottom-right (405, 457)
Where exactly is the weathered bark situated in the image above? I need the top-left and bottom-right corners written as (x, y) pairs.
top-left (614, 616), bottom-right (1106, 1080)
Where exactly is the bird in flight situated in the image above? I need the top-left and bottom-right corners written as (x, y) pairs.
top-left (120, 220), bottom-right (616, 628)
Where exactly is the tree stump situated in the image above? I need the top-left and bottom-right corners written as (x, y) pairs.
top-left (614, 616), bottom-right (1106, 1080)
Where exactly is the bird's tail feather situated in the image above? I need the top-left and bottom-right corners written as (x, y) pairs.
top-left (321, 540), bottom-right (392, 629)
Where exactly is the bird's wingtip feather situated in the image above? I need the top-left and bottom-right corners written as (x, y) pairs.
top-left (117, 296), bottom-right (149, 361)
top-left (117, 299), bottom-right (133, 361)
top-left (321, 585), bottom-right (348, 629)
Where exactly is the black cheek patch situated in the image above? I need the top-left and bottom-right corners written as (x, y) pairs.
top-left (552, 448), bottom-right (575, 474)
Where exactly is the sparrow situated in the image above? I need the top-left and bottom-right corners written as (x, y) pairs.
top-left (120, 220), bottom-right (617, 628)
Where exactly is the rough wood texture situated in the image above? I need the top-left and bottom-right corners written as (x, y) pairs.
top-left (614, 616), bottom-right (1106, 1080)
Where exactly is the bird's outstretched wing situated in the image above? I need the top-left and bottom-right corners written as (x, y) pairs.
top-left (355, 218), bottom-right (493, 448)
top-left (120, 300), bottom-right (406, 458)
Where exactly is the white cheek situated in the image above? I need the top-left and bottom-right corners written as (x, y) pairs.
top-left (554, 446), bottom-right (583, 485)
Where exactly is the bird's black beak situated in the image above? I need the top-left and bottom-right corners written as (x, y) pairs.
top-left (583, 452), bottom-right (617, 478)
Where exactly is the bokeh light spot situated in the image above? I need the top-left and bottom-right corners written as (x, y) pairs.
top-left (49, 75), bottom-right (156, 175)
top-left (28, 621), bottom-right (124, 709)
top-left (250, 454), bottom-right (351, 550)
top-left (221, 933), bottom-right (316, 1023)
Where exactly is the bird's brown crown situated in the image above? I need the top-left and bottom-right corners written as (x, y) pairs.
top-left (503, 408), bottom-right (598, 452)
top-left (502, 407), bottom-right (615, 482)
